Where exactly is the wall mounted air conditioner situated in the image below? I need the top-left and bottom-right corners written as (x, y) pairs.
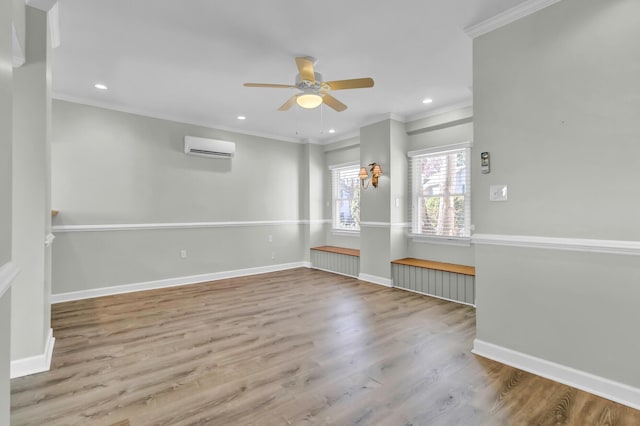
top-left (184, 136), bottom-right (235, 159)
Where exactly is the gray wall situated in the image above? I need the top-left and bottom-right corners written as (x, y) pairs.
top-left (474, 0), bottom-right (640, 387)
top-left (12, 5), bottom-right (51, 361)
top-left (52, 100), bottom-right (308, 294)
top-left (1, 0), bottom-right (13, 419)
top-left (320, 110), bottom-right (475, 266)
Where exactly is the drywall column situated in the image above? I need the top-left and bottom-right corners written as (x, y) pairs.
top-left (359, 118), bottom-right (407, 285)
top-left (1, 0), bottom-right (14, 420)
top-left (11, 5), bottom-right (52, 375)
top-left (301, 144), bottom-right (326, 261)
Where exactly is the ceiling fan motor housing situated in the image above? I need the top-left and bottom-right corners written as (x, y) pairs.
top-left (295, 72), bottom-right (326, 91)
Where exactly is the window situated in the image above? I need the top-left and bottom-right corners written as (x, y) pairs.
top-left (330, 163), bottom-right (361, 231)
top-left (409, 143), bottom-right (471, 239)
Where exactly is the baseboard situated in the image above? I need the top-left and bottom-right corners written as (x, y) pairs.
top-left (11, 328), bottom-right (55, 379)
top-left (358, 273), bottom-right (393, 288)
top-left (472, 339), bottom-right (640, 410)
top-left (52, 261), bottom-right (308, 303)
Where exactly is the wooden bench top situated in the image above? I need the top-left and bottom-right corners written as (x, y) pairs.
top-left (311, 246), bottom-right (360, 257)
top-left (391, 258), bottom-right (475, 276)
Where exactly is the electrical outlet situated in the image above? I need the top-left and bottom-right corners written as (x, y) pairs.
top-left (490, 185), bottom-right (508, 201)
top-left (268, 234), bottom-right (273, 243)
top-left (271, 252), bottom-right (276, 260)
top-left (180, 249), bottom-right (187, 259)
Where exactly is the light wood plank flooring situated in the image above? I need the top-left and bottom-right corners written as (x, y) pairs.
top-left (11, 268), bottom-right (640, 425)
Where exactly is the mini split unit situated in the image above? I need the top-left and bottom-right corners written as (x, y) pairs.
top-left (184, 136), bottom-right (235, 159)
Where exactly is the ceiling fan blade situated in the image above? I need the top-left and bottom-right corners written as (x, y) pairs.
top-left (244, 83), bottom-right (296, 88)
top-left (322, 93), bottom-right (347, 112)
top-left (278, 95), bottom-right (298, 111)
top-left (295, 57), bottom-right (315, 84)
top-left (325, 78), bottom-right (374, 90)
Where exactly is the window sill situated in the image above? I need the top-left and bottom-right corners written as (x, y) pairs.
top-left (409, 233), bottom-right (471, 247)
top-left (331, 229), bottom-right (360, 237)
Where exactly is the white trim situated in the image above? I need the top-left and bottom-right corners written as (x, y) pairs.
top-left (10, 328), bottom-right (55, 378)
top-left (359, 221), bottom-right (390, 228)
top-left (407, 141), bottom-right (472, 158)
top-left (358, 273), bottom-right (393, 288)
top-left (360, 112), bottom-right (408, 129)
top-left (307, 219), bottom-right (331, 225)
top-left (405, 101), bottom-right (473, 124)
top-left (53, 220), bottom-right (305, 233)
top-left (44, 233), bottom-right (55, 247)
top-left (331, 229), bottom-right (360, 237)
top-left (472, 339), bottom-right (640, 410)
top-left (464, 0), bottom-right (563, 38)
top-left (392, 222), bottom-right (411, 229)
top-left (472, 233), bottom-right (640, 256)
top-left (320, 129), bottom-right (360, 146)
top-left (328, 160), bottom-right (359, 170)
top-left (410, 234), bottom-right (471, 247)
top-left (0, 262), bottom-right (20, 299)
top-left (395, 286), bottom-right (475, 308)
top-left (53, 93), bottom-right (305, 144)
top-left (12, 23), bottom-right (25, 67)
top-left (51, 262), bottom-right (307, 303)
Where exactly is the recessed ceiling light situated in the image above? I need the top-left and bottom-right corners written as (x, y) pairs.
top-left (422, 98), bottom-right (433, 104)
top-left (237, 115), bottom-right (246, 120)
top-left (329, 129), bottom-right (336, 134)
top-left (94, 83), bottom-right (108, 90)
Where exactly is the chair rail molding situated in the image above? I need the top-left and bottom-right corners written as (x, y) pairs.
top-left (472, 233), bottom-right (640, 256)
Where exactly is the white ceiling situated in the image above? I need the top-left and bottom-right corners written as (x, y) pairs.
top-left (52, 0), bottom-right (530, 143)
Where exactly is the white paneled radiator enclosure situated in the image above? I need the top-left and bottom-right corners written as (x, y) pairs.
top-left (310, 246), bottom-right (360, 278)
top-left (391, 258), bottom-right (475, 306)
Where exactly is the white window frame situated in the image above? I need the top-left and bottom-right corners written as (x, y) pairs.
top-left (408, 142), bottom-right (471, 245)
top-left (329, 162), bottom-right (361, 234)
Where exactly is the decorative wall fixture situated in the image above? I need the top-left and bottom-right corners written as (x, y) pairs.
top-left (359, 163), bottom-right (383, 189)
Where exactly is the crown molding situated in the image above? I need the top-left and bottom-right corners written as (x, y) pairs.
top-left (464, 0), bottom-right (564, 39)
top-left (405, 100), bottom-right (473, 124)
top-left (52, 93), bottom-right (306, 144)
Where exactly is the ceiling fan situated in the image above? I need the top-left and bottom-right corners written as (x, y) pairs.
top-left (243, 56), bottom-right (374, 112)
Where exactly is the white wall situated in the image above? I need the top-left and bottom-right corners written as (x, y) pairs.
top-left (51, 100), bottom-right (308, 295)
top-left (473, 0), bottom-right (640, 402)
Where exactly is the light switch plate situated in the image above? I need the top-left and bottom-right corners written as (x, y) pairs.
top-left (490, 185), bottom-right (508, 201)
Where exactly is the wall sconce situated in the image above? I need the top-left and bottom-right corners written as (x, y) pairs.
top-left (359, 162), bottom-right (383, 189)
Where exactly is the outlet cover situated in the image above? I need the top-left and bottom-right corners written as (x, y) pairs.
top-left (490, 185), bottom-right (508, 201)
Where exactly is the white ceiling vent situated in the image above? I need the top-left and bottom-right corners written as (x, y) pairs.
top-left (184, 136), bottom-right (235, 159)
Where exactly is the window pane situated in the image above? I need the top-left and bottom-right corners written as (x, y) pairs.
top-left (412, 146), bottom-right (469, 237)
top-left (331, 165), bottom-right (361, 231)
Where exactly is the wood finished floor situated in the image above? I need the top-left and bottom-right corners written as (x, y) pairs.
top-left (11, 268), bottom-right (640, 425)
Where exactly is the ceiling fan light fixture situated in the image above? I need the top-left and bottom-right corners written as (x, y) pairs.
top-left (296, 93), bottom-right (323, 109)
